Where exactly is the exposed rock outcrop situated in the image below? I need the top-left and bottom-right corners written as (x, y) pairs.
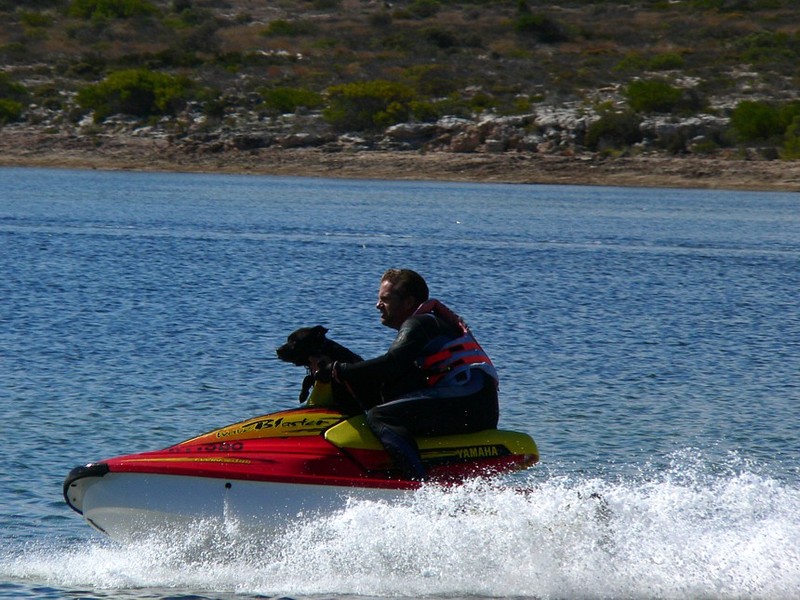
top-left (3, 96), bottom-right (799, 191)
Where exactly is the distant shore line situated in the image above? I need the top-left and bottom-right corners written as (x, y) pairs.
top-left (2, 130), bottom-right (799, 192)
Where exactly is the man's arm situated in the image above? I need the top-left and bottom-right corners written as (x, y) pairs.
top-left (335, 317), bottom-right (428, 385)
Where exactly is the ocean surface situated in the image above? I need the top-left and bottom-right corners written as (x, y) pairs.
top-left (0, 167), bottom-right (798, 599)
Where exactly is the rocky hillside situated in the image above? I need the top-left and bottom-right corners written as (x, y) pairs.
top-left (2, 0), bottom-right (800, 173)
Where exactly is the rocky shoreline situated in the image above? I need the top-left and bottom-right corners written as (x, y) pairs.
top-left (2, 123), bottom-right (800, 192)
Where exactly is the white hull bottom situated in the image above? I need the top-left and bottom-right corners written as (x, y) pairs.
top-left (74, 473), bottom-right (408, 541)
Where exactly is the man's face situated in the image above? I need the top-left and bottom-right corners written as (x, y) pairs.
top-left (376, 279), bottom-right (416, 330)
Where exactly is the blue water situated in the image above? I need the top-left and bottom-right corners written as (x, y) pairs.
top-left (1, 167), bottom-right (799, 599)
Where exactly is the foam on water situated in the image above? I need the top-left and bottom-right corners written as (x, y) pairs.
top-left (3, 455), bottom-right (799, 600)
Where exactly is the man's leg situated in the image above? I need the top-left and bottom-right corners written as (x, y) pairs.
top-left (365, 380), bottom-right (499, 479)
top-left (366, 400), bottom-right (428, 480)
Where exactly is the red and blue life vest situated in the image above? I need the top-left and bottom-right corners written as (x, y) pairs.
top-left (412, 300), bottom-right (498, 388)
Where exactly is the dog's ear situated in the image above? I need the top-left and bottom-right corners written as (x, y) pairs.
top-left (311, 325), bottom-right (329, 338)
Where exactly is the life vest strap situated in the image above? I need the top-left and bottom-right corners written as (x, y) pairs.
top-left (420, 339), bottom-right (482, 371)
top-left (417, 334), bottom-right (497, 387)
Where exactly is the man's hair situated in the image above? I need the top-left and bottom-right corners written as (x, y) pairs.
top-left (382, 268), bottom-right (429, 304)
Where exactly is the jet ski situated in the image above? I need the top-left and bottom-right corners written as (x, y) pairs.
top-left (64, 381), bottom-right (539, 540)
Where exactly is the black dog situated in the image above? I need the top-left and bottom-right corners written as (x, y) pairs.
top-left (276, 325), bottom-right (363, 410)
top-left (276, 325), bottom-right (362, 367)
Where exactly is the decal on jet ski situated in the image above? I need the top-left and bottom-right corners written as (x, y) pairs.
top-left (125, 457), bottom-right (252, 465)
top-left (168, 441), bottom-right (244, 454)
top-left (455, 445), bottom-right (502, 459)
top-left (422, 444), bottom-right (510, 462)
top-left (214, 415), bottom-right (342, 439)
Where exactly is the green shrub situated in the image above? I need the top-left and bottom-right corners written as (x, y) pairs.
top-left (616, 52), bottom-right (688, 74)
top-left (738, 31), bottom-right (799, 64)
top-left (173, 6), bottom-right (215, 27)
top-left (729, 100), bottom-right (782, 142)
top-left (369, 11), bottom-right (392, 28)
top-left (77, 68), bottom-right (191, 121)
top-left (467, 90), bottom-right (497, 112)
top-left (179, 19), bottom-right (221, 54)
top-left (403, 64), bottom-right (459, 97)
top-left (730, 100), bottom-right (800, 144)
top-left (613, 52), bottom-right (647, 73)
top-left (311, 0), bottom-right (342, 8)
top-left (381, 32), bottom-right (413, 51)
top-left (68, 0), bottom-right (157, 19)
top-left (423, 26), bottom-right (458, 49)
top-left (0, 73), bottom-right (28, 102)
top-left (20, 11), bottom-right (55, 28)
top-left (33, 84), bottom-right (65, 110)
top-left (262, 19), bottom-right (317, 37)
top-left (585, 107), bottom-right (642, 151)
top-left (514, 2), bottom-right (568, 44)
top-left (649, 52), bottom-right (684, 70)
top-left (260, 87), bottom-right (323, 114)
top-left (323, 80), bottom-right (415, 132)
top-left (0, 99), bottom-right (24, 124)
top-left (781, 116), bottom-right (800, 160)
top-left (409, 99), bottom-right (439, 122)
top-left (515, 13), bottom-right (568, 43)
top-left (408, 0), bottom-right (440, 19)
top-left (0, 74), bottom-right (28, 124)
top-left (412, 94), bottom-right (473, 121)
top-left (625, 79), bottom-right (683, 113)
top-left (779, 101), bottom-right (800, 131)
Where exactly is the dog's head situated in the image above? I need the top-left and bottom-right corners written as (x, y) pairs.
top-left (276, 325), bottom-right (329, 367)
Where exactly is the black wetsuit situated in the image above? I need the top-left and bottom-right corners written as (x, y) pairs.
top-left (336, 312), bottom-right (499, 479)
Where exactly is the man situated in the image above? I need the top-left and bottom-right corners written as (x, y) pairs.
top-left (316, 268), bottom-right (499, 480)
